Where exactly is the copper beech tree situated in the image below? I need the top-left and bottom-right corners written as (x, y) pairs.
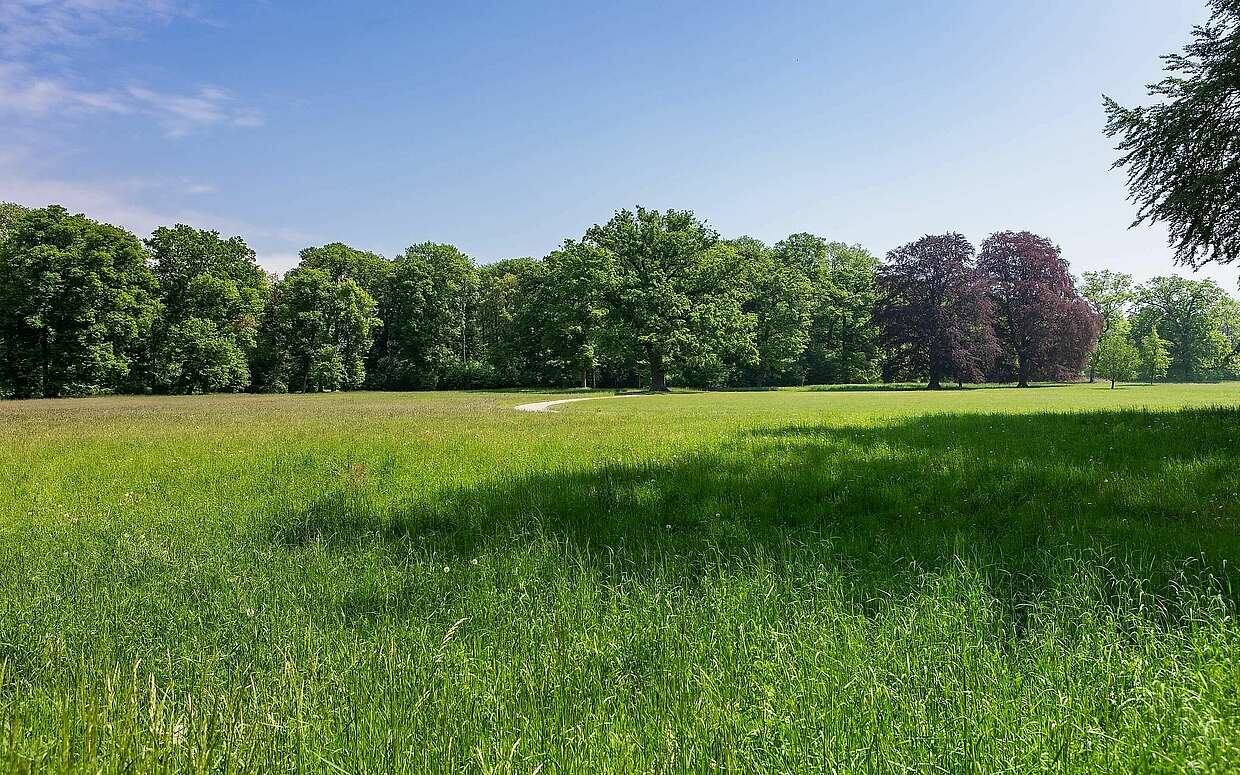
top-left (978, 231), bottom-right (1102, 387)
top-left (876, 233), bottom-right (999, 389)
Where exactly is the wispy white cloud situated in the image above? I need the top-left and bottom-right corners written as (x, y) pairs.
top-left (0, 0), bottom-right (260, 136)
top-left (126, 83), bottom-right (265, 136)
top-left (0, 4), bottom-right (289, 268)
top-left (0, 0), bottom-right (191, 57)
top-left (0, 62), bottom-right (127, 115)
top-left (0, 63), bottom-right (262, 135)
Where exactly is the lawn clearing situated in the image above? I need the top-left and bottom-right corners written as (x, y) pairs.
top-left (2, 382), bottom-right (1240, 772)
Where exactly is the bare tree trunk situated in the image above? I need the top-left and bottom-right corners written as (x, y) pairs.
top-left (646, 344), bottom-right (668, 392)
top-left (39, 327), bottom-right (51, 398)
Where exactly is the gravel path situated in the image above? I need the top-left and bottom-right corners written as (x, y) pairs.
top-left (514, 393), bottom-right (653, 413)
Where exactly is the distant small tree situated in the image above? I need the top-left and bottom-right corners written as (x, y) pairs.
top-left (1138, 327), bottom-right (1172, 384)
top-left (476, 257), bottom-right (551, 387)
top-left (297, 242), bottom-right (391, 379)
top-left (779, 235), bottom-right (881, 385)
top-left (1081, 269), bottom-right (1135, 382)
top-left (1093, 332), bottom-right (1140, 388)
top-left (375, 242), bottom-right (479, 389)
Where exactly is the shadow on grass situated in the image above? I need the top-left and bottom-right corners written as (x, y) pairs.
top-left (805, 382), bottom-right (964, 392)
top-left (272, 406), bottom-right (1240, 616)
top-left (805, 382), bottom-right (1088, 393)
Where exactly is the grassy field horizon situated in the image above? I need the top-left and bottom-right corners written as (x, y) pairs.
top-left (3, 382), bottom-right (1240, 772)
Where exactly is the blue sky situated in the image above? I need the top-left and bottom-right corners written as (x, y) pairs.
top-left (2, 0), bottom-right (1236, 290)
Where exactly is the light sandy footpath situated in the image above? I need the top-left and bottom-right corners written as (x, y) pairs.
top-left (514, 393), bottom-right (653, 413)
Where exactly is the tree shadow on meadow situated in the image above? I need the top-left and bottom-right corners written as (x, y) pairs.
top-left (804, 381), bottom-right (1087, 393)
top-left (272, 406), bottom-right (1240, 617)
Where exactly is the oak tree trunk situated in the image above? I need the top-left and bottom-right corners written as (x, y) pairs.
top-left (646, 345), bottom-right (668, 392)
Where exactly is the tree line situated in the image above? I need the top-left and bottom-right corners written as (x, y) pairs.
top-left (1, 202), bottom-right (1237, 398)
top-left (1090, 0), bottom-right (1240, 389)
top-left (1086, 270), bottom-right (1240, 387)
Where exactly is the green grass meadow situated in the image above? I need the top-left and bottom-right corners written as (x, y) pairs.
top-left (3, 382), bottom-right (1240, 773)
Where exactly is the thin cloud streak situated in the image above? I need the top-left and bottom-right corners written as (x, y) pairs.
top-left (0, 62), bottom-right (128, 115)
top-left (0, 64), bottom-right (263, 135)
top-left (0, 0), bottom-right (260, 136)
top-left (0, 0), bottom-right (191, 56)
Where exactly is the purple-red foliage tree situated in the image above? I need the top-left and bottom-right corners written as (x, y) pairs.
top-left (876, 233), bottom-right (999, 389)
top-left (978, 231), bottom-right (1103, 387)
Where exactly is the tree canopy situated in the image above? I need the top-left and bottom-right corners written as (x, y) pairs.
top-left (978, 231), bottom-right (1101, 387)
top-left (1093, 331), bottom-right (1141, 388)
top-left (581, 208), bottom-right (755, 391)
top-left (876, 233), bottom-right (999, 389)
top-left (1130, 275), bottom-right (1235, 382)
top-left (7, 201), bottom-right (1234, 398)
top-left (254, 268), bottom-right (379, 392)
top-left (1104, 0), bottom-right (1240, 270)
top-left (374, 243), bottom-right (479, 389)
top-left (0, 206), bottom-right (158, 398)
top-left (146, 225), bottom-right (268, 393)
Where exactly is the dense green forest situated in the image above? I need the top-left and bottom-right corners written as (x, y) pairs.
top-left (1, 201), bottom-right (1237, 398)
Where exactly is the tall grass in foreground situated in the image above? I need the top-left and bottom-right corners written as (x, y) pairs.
top-left (1, 384), bottom-right (1239, 772)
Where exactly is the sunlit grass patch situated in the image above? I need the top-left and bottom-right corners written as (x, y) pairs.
top-left (2, 382), bottom-right (1240, 772)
